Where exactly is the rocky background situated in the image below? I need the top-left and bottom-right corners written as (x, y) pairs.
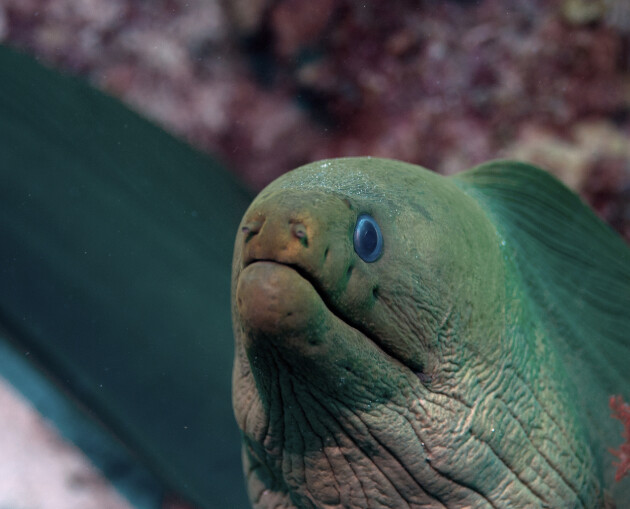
top-left (1, 0), bottom-right (629, 240)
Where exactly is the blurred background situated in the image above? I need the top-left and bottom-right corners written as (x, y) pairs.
top-left (2, 0), bottom-right (629, 238)
top-left (0, 0), bottom-right (629, 508)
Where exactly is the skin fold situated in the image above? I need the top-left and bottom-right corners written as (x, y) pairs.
top-left (231, 157), bottom-right (628, 508)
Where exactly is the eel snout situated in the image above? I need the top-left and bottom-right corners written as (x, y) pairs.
top-left (234, 191), bottom-right (354, 359)
top-left (237, 192), bottom-right (344, 281)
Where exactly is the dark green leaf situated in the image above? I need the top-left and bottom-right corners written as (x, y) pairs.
top-left (0, 44), bottom-right (252, 508)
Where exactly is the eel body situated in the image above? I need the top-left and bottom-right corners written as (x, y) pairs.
top-left (231, 157), bottom-right (630, 508)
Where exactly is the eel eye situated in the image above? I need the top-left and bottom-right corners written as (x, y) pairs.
top-left (353, 214), bottom-right (383, 263)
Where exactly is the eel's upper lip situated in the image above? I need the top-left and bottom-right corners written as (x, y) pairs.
top-left (243, 258), bottom-right (324, 299)
top-left (244, 257), bottom-right (309, 275)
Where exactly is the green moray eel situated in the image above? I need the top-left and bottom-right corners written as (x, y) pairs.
top-left (231, 157), bottom-right (630, 508)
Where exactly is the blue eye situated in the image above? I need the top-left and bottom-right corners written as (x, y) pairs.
top-left (353, 214), bottom-right (383, 263)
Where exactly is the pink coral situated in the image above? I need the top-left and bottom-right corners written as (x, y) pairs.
top-left (609, 395), bottom-right (630, 481)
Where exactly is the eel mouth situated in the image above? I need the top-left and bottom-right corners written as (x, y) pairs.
top-left (238, 258), bottom-right (411, 374)
top-left (243, 257), bottom-right (333, 309)
top-left (237, 258), bottom-right (347, 338)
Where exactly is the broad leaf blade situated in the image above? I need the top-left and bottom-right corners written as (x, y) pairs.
top-left (0, 45), bottom-right (251, 508)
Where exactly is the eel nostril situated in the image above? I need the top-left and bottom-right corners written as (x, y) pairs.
top-left (241, 220), bottom-right (263, 242)
top-left (293, 225), bottom-right (306, 238)
top-left (291, 223), bottom-right (308, 247)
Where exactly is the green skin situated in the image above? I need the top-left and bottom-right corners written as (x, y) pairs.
top-left (231, 158), bottom-right (611, 508)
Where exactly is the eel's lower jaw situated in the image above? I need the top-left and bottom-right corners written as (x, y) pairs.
top-left (236, 260), bottom-right (329, 345)
top-left (237, 259), bottom-right (426, 385)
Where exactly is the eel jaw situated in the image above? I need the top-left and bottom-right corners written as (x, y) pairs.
top-left (234, 258), bottom-right (416, 403)
top-left (236, 260), bottom-right (328, 348)
top-left (236, 258), bottom-right (413, 373)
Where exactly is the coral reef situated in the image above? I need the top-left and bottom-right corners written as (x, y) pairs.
top-left (610, 395), bottom-right (630, 481)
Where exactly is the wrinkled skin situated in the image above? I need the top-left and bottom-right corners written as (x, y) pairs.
top-left (231, 158), bottom-right (602, 508)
